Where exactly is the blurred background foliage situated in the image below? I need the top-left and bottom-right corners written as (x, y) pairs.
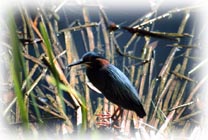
top-left (0, 0), bottom-right (207, 139)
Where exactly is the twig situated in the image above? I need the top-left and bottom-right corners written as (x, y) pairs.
top-left (145, 79), bottom-right (156, 122)
top-left (167, 44), bottom-right (198, 48)
top-left (188, 58), bottom-right (208, 75)
top-left (24, 68), bottom-right (47, 103)
top-left (59, 22), bottom-right (99, 33)
top-left (112, 35), bottom-right (144, 61)
top-left (23, 53), bottom-right (46, 67)
top-left (156, 109), bottom-right (175, 136)
top-left (36, 103), bottom-right (65, 119)
top-left (99, 8), bottom-right (111, 59)
top-left (54, 0), bottom-right (68, 13)
top-left (124, 111), bottom-right (133, 135)
top-left (134, 5), bottom-right (201, 28)
top-left (158, 48), bottom-right (178, 78)
top-left (171, 71), bottom-right (195, 83)
top-left (150, 64), bottom-right (181, 123)
top-left (139, 40), bottom-right (151, 98)
top-left (162, 79), bottom-right (177, 112)
top-left (158, 10), bottom-right (190, 78)
top-left (82, 5), bottom-right (95, 51)
top-left (84, 75), bottom-right (93, 129)
top-left (21, 6), bottom-right (40, 56)
top-left (176, 74), bottom-right (208, 119)
top-left (172, 111), bottom-right (201, 124)
top-left (168, 101), bottom-right (194, 112)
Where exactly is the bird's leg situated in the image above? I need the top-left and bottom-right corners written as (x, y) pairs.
top-left (110, 107), bottom-right (123, 129)
top-left (96, 107), bottom-right (123, 129)
top-left (111, 107), bottom-right (123, 121)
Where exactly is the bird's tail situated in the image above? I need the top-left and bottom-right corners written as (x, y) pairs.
top-left (136, 105), bottom-right (146, 118)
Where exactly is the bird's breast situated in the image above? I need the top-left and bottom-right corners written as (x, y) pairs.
top-left (86, 67), bottom-right (107, 92)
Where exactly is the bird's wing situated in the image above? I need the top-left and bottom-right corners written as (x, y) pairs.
top-left (102, 65), bottom-right (142, 108)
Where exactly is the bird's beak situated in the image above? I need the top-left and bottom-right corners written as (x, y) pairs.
top-left (66, 59), bottom-right (84, 69)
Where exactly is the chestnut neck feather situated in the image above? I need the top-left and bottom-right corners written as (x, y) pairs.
top-left (86, 58), bottom-right (110, 69)
top-left (96, 58), bottom-right (109, 65)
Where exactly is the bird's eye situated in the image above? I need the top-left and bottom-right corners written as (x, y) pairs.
top-left (84, 62), bottom-right (92, 67)
top-left (85, 61), bottom-right (92, 64)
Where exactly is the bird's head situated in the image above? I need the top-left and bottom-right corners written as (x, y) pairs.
top-left (66, 52), bottom-right (109, 69)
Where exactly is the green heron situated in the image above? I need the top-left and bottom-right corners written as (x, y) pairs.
top-left (66, 52), bottom-right (146, 118)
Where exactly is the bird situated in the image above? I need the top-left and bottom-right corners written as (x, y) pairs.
top-left (66, 52), bottom-right (146, 118)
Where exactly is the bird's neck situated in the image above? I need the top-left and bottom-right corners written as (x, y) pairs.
top-left (86, 58), bottom-right (110, 69)
top-left (96, 58), bottom-right (110, 66)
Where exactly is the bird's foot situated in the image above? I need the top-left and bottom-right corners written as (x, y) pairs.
top-left (96, 112), bottom-right (112, 119)
top-left (96, 120), bottom-right (121, 129)
top-left (95, 111), bottom-right (121, 129)
top-left (96, 112), bottom-right (112, 127)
